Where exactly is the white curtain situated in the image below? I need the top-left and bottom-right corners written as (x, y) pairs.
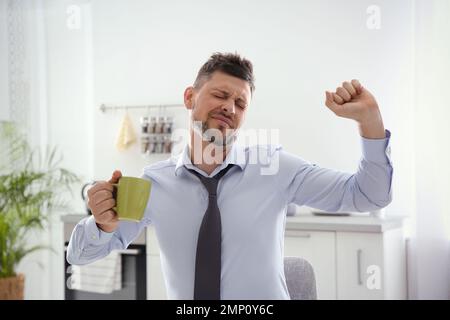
top-left (4, 0), bottom-right (53, 300)
top-left (408, 0), bottom-right (450, 299)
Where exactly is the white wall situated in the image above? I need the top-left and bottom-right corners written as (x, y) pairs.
top-left (3, 0), bottom-right (52, 300)
top-left (37, 0), bottom-right (97, 299)
top-left (90, 0), bottom-right (414, 218)
top-left (25, 0), bottom-right (419, 298)
top-left (410, 0), bottom-right (450, 299)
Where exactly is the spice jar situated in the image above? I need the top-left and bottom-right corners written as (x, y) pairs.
top-left (163, 135), bottom-right (172, 154)
top-left (148, 116), bottom-right (157, 134)
top-left (163, 116), bottom-right (173, 134)
top-left (152, 135), bottom-right (160, 153)
top-left (140, 136), bottom-right (149, 153)
top-left (148, 135), bottom-right (157, 154)
top-left (155, 116), bottom-right (165, 134)
top-left (140, 116), bottom-right (149, 134)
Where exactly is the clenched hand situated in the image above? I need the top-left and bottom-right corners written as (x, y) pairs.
top-left (87, 170), bottom-right (122, 233)
top-left (325, 79), bottom-right (385, 139)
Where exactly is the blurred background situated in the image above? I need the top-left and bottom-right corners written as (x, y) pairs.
top-left (0, 0), bottom-right (449, 300)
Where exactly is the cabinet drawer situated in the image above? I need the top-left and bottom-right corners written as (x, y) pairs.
top-left (284, 230), bottom-right (336, 299)
top-left (147, 255), bottom-right (167, 299)
top-left (336, 232), bottom-right (384, 299)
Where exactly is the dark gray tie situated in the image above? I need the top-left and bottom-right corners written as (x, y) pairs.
top-left (187, 164), bottom-right (235, 300)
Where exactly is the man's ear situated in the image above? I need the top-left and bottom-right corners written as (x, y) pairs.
top-left (184, 86), bottom-right (195, 110)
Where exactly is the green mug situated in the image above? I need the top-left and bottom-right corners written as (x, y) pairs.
top-left (112, 176), bottom-right (151, 222)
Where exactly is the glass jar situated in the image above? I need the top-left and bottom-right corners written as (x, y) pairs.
top-left (148, 135), bottom-right (157, 154)
top-left (148, 116), bottom-right (157, 134)
top-left (152, 135), bottom-right (160, 153)
top-left (155, 116), bottom-right (165, 134)
top-left (140, 116), bottom-right (149, 134)
top-left (163, 116), bottom-right (173, 134)
top-left (140, 136), bottom-right (149, 154)
top-left (163, 135), bottom-right (172, 154)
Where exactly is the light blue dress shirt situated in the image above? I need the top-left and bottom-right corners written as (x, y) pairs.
top-left (67, 130), bottom-right (393, 299)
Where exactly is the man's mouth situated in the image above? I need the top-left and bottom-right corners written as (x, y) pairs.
top-left (210, 114), bottom-right (233, 128)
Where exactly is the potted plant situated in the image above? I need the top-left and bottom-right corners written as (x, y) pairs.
top-left (0, 121), bottom-right (79, 299)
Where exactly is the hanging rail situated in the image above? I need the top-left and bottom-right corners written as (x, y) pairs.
top-left (99, 103), bottom-right (185, 113)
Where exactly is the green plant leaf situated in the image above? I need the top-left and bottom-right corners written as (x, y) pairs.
top-left (0, 121), bottom-right (80, 279)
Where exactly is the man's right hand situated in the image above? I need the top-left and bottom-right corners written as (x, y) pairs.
top-left (87, 170), bottom-right (122, 233)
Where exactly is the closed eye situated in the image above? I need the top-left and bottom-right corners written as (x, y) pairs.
top-left (236, 99), bottom-right (247, 109)
top-left (212, 92), bottom-right (247, 109)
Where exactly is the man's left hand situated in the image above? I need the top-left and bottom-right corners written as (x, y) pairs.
top-left (325, 79), bottom-right (386, 139)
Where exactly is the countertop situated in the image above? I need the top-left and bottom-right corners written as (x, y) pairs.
top-left (62, 213), bottom-right (407, 233)
top-left (285, 214), bottom-right (406, 233)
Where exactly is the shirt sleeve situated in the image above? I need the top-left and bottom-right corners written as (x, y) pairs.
top-left (274, 129), bottom-right (393, 213)
top-left (66, 215), bottom-right (149, 265)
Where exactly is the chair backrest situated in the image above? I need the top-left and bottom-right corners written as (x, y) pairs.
top-left (284, 256), bottom-right (317, 300)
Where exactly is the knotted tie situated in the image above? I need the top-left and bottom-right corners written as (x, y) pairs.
top-left (187, 164), bottom-right (235, 300)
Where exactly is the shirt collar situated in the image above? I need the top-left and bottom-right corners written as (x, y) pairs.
top-left (174, 143), bottom-right (247, 177)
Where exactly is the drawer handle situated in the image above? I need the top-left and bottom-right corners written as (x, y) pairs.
top-left (357, 249), bottom-right (363, 285)
top-left (286, 232), bottom-right (311, 238)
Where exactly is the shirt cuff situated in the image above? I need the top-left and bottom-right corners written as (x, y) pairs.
top-left (360, 129), bottom-right (392, 164)
top-left (84, 215), bottom-right (115, 245)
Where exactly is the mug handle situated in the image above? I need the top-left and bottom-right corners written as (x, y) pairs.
top-left (111, 183), bottom-right (119, 212)
top-left (81, 182), bottom-right (95, 201)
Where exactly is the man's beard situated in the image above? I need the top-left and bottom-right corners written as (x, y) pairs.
top-left (191, 108), bottom-right (238, 147)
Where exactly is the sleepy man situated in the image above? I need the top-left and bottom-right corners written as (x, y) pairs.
top-left (67, 52), bottom-right (392, 300)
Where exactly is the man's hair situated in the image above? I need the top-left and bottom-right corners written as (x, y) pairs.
top-left (194, 52), bottom-right (255, 94)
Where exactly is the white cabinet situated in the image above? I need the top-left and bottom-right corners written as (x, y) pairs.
top-left (146, 225), bottom-right (167, 300)
top-left (147, 255), bottom-right (167, 299)
top-left (284, 230), bottom-right (336, 299)
top-left (285, 215), bottom-right (407, 300)
top-left (336, 232), bottom-right (383, 299)
top-left (146, 216), bottom-right (407, 300)
top-left (336, 229), bottom-right (406, 299)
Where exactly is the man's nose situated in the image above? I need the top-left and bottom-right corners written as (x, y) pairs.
top-left (222, 100), bottom-right (235, 115)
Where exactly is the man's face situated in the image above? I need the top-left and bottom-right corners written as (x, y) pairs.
top-left (184, 71), bottom-right (251, 144)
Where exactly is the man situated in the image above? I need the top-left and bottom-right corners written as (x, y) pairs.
top-left (67, 52), bottom-right (392, 299)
